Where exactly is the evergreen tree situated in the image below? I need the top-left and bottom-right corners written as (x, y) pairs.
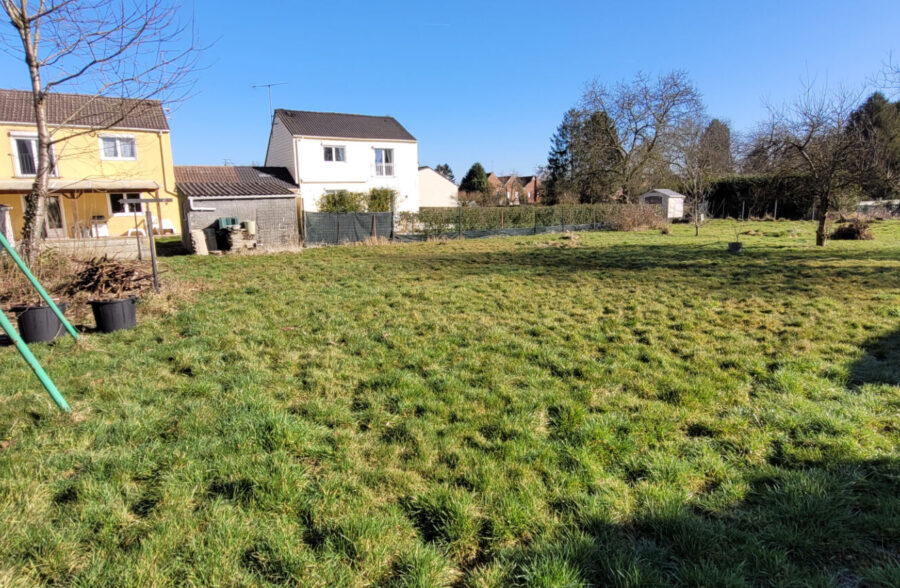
top-left (434, 163), bottom-right (455, 182)
top-left (459, 162), bottom-right (490, 195)
top-left (571, 110), bottom-right (622, 202)
top-left (849, 92), bottom-right (900, 199)
top-left (699, 119), bottom-right (734, 176)
top-left (544, 109), bottom-right (578, 204)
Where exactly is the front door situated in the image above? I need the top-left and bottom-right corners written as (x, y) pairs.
top-left (43, 196), bottom-right (65, 239)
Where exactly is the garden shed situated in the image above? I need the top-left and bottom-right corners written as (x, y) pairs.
top-left (175, 166), bottom-right (300, 252)
top-left (639, 189), bottom-right (685, 220)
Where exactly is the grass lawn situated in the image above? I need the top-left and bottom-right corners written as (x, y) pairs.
top-left (1, 220), bottom-right (899, 586)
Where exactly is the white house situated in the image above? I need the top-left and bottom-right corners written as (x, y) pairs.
top-left (639, 189), bottom-right (685, 220)
top-left (264, 109), bottom-right (420, 213)
top-left (418, 166), bottom-right (458, 207)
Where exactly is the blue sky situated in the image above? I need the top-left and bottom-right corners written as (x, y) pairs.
top-left (2, 0), bottom-right (898, 180)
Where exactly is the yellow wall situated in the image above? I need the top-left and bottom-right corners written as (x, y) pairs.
top-left (1, 124), bottom-right (181, 238)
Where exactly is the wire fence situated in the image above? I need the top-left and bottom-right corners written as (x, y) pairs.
top-left (395, 203), bottom-right (665, 241)
top-left (304, 212), bottom-right (394, 245)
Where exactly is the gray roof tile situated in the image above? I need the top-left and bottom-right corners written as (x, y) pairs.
top-left (275, 109), bottom-right (415, 141)
top-left (0, 89), bottom-right (169, 131)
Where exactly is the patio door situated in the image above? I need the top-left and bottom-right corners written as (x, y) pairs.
top-left (43, 196), bottom-right (65, 239)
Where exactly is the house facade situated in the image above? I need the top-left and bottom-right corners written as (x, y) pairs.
top-left (264, 109), bottom-right (419, 213)
top-left (0, 89), bottom-right (181, 243)
top-left (469, 172), bottom-right (541, 206)
top-left (418, 166), bottom-right (458, 207)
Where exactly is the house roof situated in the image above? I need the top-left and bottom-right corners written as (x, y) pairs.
top-left (643, 188), bottom-right (685, 199)
top-left (419, 165), bottom-right (458, 186)
top-left (275, 109), bottom-right (416, 141)
top-left (175, 166), bottom-right (298, 198)
top-left (0, 89), bottom-right (169, 131)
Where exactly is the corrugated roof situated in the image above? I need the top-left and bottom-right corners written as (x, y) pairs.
top-left (275, 109), bottom-right (416, 141)
top-left (0, 89), bottom-right (169, 131)
top-left (175, 166), bottom-right (298, 197)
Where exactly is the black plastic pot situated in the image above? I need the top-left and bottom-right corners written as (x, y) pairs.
top-left (13, 303), bottom-right (69, 343)
top-left (728, 242), bottom-right (743, 253)
top-left (90, 297), bottom-right (137, 333)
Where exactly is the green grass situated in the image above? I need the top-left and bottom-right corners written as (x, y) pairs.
top-left (1, 220), bottom-right (899, 586)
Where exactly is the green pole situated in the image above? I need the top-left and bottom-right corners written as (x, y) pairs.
top-left (0, 308), bottom-right (71, 411)
top-left (0, 232), bottom-right (78, 340)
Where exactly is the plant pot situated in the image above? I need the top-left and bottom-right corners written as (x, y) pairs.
top-left (12, 303), bottom-right (69, 344)
top-left (90, 297), bottom-right (137, 333)
top-left (728, 242), bottom-right (743, 253)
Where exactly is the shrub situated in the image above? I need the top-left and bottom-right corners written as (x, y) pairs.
top-left (830, 218), bottom-right (874, 240)
top-left (367, 188), bottom-right (397, 213)
top-left (317, 190), bottom-right (366, 213)
top-left (603, 203), bottom-right (667, 231)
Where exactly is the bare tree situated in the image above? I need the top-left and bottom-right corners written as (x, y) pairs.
top-left (670, 115), bottom-right (714, 235)
top-left (1, 0), bottom-right (198, 264)
top-left (581, 71), bottom-right (704, 200)
top-left (767, 84), bottom-right (867, 246)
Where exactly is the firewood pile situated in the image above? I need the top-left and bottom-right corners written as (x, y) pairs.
top-left (63, 255), bottom-right (156, 298)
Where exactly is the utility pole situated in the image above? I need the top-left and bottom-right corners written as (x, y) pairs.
top-left (252, 82), bottom-right (287, 118)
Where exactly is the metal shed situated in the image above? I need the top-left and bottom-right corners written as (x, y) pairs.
top-left (639, 189), bottom-right (686, 220)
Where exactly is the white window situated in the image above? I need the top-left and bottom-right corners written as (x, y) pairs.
top-left (374, 148), bottom-right (393, 176)
top-left (11, 135), bottom-right (56, 176)
top-left (99, 135), bottom-right (137, 160)
top-left (323, 146), bottom-right (345, 162)
top-left (109, 193), bottom-right (142, 214)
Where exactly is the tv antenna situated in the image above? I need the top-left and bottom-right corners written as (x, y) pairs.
top-left (252, 82), bottom-right (287, 117)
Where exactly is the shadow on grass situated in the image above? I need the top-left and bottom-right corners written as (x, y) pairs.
top-left (154, 237), bottom-right (189, 257)
top-left (395, 241), bottom-right (900, 294)
top-left (500, 457), bottom-right (899, 586)
top-left (850, 328), bottom-right (900, 387)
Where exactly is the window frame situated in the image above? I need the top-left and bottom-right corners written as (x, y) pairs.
top-left (323, 145), bottom-right (346, 163)
top-left (98, 134), bottom-right (138, 161)
top-left (108, 192), bottom-right (144, 216)
top-left (10, 132), bottom-right (57, 177)
top-left (374, 148), bottom-right (394, 177)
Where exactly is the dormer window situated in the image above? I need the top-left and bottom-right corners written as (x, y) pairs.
top-left (100, 135), bottom-right (137, 160)
top-left (324, 146), bottom-right (345, 162)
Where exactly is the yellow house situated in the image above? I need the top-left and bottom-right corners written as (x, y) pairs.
top-left (0, 89), bottom-right (181, 247)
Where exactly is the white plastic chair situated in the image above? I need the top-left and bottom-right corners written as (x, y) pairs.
top-left (158, 218), bottom-right (177, 234)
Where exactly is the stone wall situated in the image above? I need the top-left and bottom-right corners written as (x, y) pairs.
top-left (42, 236), bottom-right (152, 260)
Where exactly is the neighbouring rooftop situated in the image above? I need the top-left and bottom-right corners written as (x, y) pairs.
top-left (274, 109), bottom-right (416, 141)
top-left (174, 166), bottom-right (298, 197)
top-left (0, 89), bottom-right (169, 131)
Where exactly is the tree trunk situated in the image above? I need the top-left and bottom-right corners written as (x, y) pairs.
top-left (815, 192), bottom-right (829, 247)
top-left (18, 23), bottom-right (52, 266)
top-left (815, 213), bottom-right (828, 246)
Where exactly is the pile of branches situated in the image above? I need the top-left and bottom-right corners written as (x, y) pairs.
top-left (830, 218), bottom-right (874, 241)
top-left (63, 255), bottom-right (155, 298)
